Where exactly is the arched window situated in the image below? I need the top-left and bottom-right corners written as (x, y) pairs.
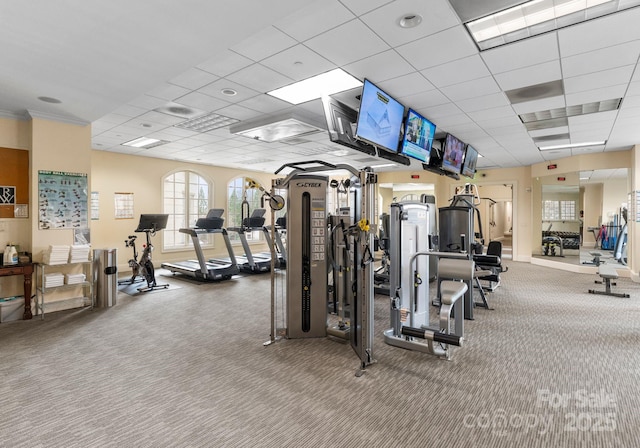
top-left (163, 170), bottom-right (212, 250)
top-left (227, 176), bottom-right (263, 242)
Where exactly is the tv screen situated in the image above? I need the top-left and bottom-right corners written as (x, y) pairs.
top-left (354, 79), bottom-right (405, 154)
top-left (461, 144), bottom-right (478, 178)
top-left (321, 95), bottom-right (376, 155)
top-left (441, 133), bottom-right (464, 174)
top-left (400, 108), bottom-right (436, 163)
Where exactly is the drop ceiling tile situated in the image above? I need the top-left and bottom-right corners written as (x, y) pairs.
top-left (421, 55), bottom-right (490, 88)
top-left (422, 102), bottom-right (463, 119)
top-left (197, 78), bottom-right (260, 103)
top-left (626, 80), bottom-right (640, 96)
top-left (237, 94), bottom-right (292, 114)
top-left (305, 19), bottom-right (390, 66)
top-left (558, 6), bottom-right (640, 57)
top-left (568, 129), bottom-right (611, 142)
top-left (215, 104), bottom-right (264, 121)
top-left (528, 126), bottom-right (569, 137)
top-left (397, 88), bottom-right (450, 109)
top-left (568, 110), bottom-right (618, 128)
top-left (481, 33), bottom-right (559, 74)
top-left (440, 76), bottom-right (501, 102)
top-left (344, 49), bottom-right (414, 83)
top-left (565, 84), bottom-right (627, 106)
top-left (360, 0), bottom-right (460, 47)
top-left (127, 95), bottom-right (167, 111)
top-left (621, 95), bottom-right (640, 109)
top-left (260, 45), bottom-right (336, 81)
top-left (110, 104), bottom-right (147, 118)
top-left (174, 91), bottom-right (231, 111)
top-left (493, 61), bottom-right (562, 91)
top-left (376, 72), bottom-right (435, 98)
top-left (230, 26), bottom-right (298, 62)
top-left (396, 25), bottom-right (477, 70)
top-left (146, 83), bottom-right (191, 102)
top-left (456, 92), bottom-right (510, 113)
top-left (131, 111), bottom-right (184, 126)
top-left (93, 113), bottom-right (132, 126)
top-left (226, 63), bottom-right (294, 93)
top-left (434, 113), bottom-right (472, 128)
top-left (511, 95), bottom-right (566, 115)
top-left (338, 0), bottom-right (394, 16)
top-left (466, 105), bottom-right (514, 121)
top-left (476, 115), bottom-right (523, 129)
top-left (561, 40), bottom-right (640, 78)
top-left (169, 68), bottom-right (219, 90)
top-left (564, 65), bottom-right (635, 95)
top-left (274, 0), bottom-right (355, 41)
top-left (197, 50), bottom-right (254, 77)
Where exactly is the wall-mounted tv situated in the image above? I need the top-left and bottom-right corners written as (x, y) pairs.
top-left (461, 144), bottom-right (478, 178)
top-left (400, 108), bottom-right (436, 163)
top-left (354, 79), bottom-right (405, 154)
top-left (321, 95), bottom-right (376, 156)
top-left (441, 133), bottom-right (465, 174)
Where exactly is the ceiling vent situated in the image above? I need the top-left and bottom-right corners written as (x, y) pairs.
top-left (230, 110), bottom-right (326, 143)
top-left (532, 133), bottom-right (571, 144)
top-left (155, 102), bottom-right (206, 119)
top-left (506, 80), bottom-right (564, 104)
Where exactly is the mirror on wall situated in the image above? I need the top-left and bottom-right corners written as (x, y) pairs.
top-left (536, 169), bottom-right (629, 266)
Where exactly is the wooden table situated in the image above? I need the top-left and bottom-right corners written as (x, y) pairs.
top-left (0, 263), bottom-right (34, 319)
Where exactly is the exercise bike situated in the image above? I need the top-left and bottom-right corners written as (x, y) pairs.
top-left (118, 234), bottom-right (145, 286)
top-left (120, 214), bottom-right (170, 293)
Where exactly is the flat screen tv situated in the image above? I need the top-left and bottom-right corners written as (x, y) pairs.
top-left (400, 108), bottom-right (436, 163)
top-left (441, 133), bottom-right (465, 174)
top-left (321, 95), bottom-right (376, 156)
top-left (354, 79), bottom-right (405, 154)
top-left (461, 144), bottom-right (478, 178)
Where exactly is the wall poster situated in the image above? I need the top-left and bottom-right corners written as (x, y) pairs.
top-left (38, 171), bottom-right (89, 230)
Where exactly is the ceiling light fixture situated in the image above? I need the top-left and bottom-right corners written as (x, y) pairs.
top-left (538, 141), bottom-right (606, 151)
top-left (397, 13), bottom-right (423, 28)
top-left (267, 68), bottom-right (362, 105)
top-left (221, 88), bottom-right (237, 96)
top-left (121, 137), bottom-right (169, 149)
top-left (175, 112), bottom-right (239, 133)
top-left (230, 111), bottom-right (326, 143)
top-left (465, 0), bottom-right (640, 51)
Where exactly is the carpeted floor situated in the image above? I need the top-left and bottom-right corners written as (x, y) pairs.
top-left (0, 262), bottom-right (638, 447)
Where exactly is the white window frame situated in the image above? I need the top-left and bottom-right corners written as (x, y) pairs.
top-left (163, 170), bottom-right (212, 251)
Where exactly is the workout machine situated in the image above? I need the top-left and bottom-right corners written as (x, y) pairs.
top-left (265, 161), bottom-right (377, 375)
top-left (121, 214), bottom-right (169, 293)
top-left (438, 184), bottom-right (493, 319)
top-left (383, 201), bottom-right (467, 360)
top-left (161, 209), bottom-right (240, 281)
top-left (226, 208), bottom-right (272, 273)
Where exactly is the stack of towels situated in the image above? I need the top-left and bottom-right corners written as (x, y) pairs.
top-left (42, 245), bottom-right (70, 265)
top-left (65, 273), bottom-right (86, 285)
top-left (69, 244), bottom-right (91, 263)
top-left (44, 273), bottom-right (65, 288)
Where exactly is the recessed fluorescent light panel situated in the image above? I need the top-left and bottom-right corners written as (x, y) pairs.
top-left (538, 141), bottom-right (606, 151)
top-left (174, 112), bottom-right (239, 133)
top-left (122, 137), bottom-right (169, 149)
top-left (267, 68), bottom-right (362, 105)
top-left (465, 0), bottom-right (640, 51)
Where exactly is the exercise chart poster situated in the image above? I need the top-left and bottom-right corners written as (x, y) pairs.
top-left (38, 171), bottom-right (89, 230)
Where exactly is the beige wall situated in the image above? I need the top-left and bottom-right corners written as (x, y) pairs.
top-left (90, 150), bottom-right (274, 271)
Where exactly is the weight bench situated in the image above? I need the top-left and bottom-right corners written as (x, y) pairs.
top-left (589, 264), bottom-right (630, 298)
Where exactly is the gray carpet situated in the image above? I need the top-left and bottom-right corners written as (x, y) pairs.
top-left (0, 262), bottom-right (638, 447)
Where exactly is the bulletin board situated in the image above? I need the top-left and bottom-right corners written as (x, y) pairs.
top-left (38, 170), bottom-right (89, 229)
top-left (0, 147), bottom-right (29, 218)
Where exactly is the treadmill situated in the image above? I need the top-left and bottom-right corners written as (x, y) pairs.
top-left (161, 209), bottom-right (239, 281)
top-left (263, 214), bottom-right (287, 268)
top-left (222, 208), bottom-right (272, 273)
